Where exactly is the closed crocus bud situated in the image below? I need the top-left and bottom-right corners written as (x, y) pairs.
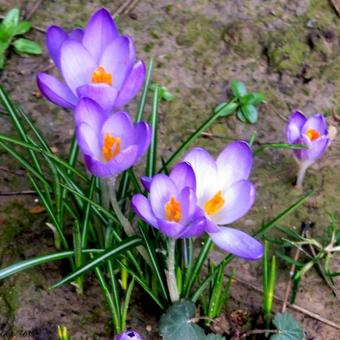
top-left (115, 330), bottom-right (142, 340)
top-left (286, 111), bottom-right (331, 187)
top-left (37, 8), bottom-right (145, 112)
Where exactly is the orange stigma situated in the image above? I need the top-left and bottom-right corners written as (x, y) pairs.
top-left (306, 128), bottom-right (320, 141)
top-left (91, 66), bottom-right (112, 85)
top-left (165, 196), bottom-right (182, 222)
top-left (204, 191), bottom-right (225, 216)
top-left (102, 133), bottom-right (121, 161)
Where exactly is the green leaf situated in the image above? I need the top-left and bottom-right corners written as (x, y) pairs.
top-left (206, 335), bottom-right (225, 340)
top-left (159, 300), bottom-right (206, 340)
top-left (236, 109), bottom-right (247, 123)
top-left (271, 313), bottom-right (304, 340)
top-left (0, 53), bottom-right (5, 69)
top-left (229, 80), bottom-right (247, 97)
top-left (241, 104), bottom-right (258, 124)
top-left (51, 236), bottom-right (142, 289)
top-left (214, 102), bottom-right (238, 117)
top-left (2, 8), bottom-right (20, 30)
top-left (13, 38), bottom-right (42, 55)
top-left (14, 21), bottom-right (32, 35)
top-left (240, 92), bottom-right (265, 105)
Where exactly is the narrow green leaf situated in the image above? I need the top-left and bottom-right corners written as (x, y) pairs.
top-left (13, 38), bottom-right (42, 55)
top-left (14, 21), bottom-right (32, 35)
top-left (51, 237), bottom-right (142, 289)
top-left (121, 278), bottom-right (135, 330)
top-left (254, 143), bottom-right (307, 156)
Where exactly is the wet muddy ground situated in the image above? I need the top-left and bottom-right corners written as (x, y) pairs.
top-left (0, 0), bottom-right (339, 339)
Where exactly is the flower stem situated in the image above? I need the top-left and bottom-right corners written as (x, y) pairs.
top-left (167, 238), bottom-right (179, 303)
top-left (296, 163), bottom-right (309, 188)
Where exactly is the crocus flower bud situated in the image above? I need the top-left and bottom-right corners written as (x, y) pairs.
top-left (286, 111), bottom-right (331, 187)
top-left (115, 330), bottom-right (142, 340)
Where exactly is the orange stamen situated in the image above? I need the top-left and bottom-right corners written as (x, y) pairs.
top-left (165, 196), bottom-right (182, 222)
top-left (91, 66), bottom-right (112, 85)
top-left (306, 128), bottom-right (320, 141)
top-left (204, 191), bottom-right (225, 216)
top-left (102, 133), bottom-right (121, 161)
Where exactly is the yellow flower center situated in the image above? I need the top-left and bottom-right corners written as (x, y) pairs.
top-left (204, 191), bottom-right (225, 216)
top-left (91, 66), bottom-right (112, 85)
top-left (165, 196), bottom-right (182, 222)
top-left (102, 133), bottom-right (121, 161)
top-left (305, 128), bottom-right (320, 141)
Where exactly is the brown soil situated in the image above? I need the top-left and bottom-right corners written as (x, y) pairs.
top-left (0, 0), bottom-right (339, 339)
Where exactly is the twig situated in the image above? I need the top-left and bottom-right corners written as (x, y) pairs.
top-left (113, 0), bottom-right (134, 17)
top-left (0, 190), bottom-right (36, 196)
top-left (121, 0), bottom-right (139, 15)
top-left (25, 0), bottom-right (43, 20)
top-left (240, 329), bottom-right (277, 338)
top-left (228, 274), bottom-right (340, 330)
top-left (282, 246), bottom-right (301, 312)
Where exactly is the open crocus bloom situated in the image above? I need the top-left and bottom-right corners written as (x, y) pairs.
top-left (286, 111), bottom-right (330, 167)
top-left (132, 162), bottom-right (206, 238)
top-left (183, 141), bottom-right (263, 260)
top-left (75, 98), bottom-right (150, 178)
top-left (37, 8), bottom-right (145, 112)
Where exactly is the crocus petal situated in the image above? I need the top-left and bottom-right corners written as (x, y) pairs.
top-left (84, 145), bottom-right (138, 178)
top-left (100, 112), bottom-right (134, 149)
top-left (46, 25), bottom-right (67, 69)
top-left (169, 162), bottom-right (196, 192)
top-left (183, 147), bottom-right (218, 206)
top-left (178, 216), bottom-right (206, 238)
top-left (209, 227), bottom-right (263, 260)
top-left (74, 98), bottom-right (107, 132)
top-left (157, 219), bottom-right (186, 238)
top-left (82, 8), bottom-right (119, 62)
top-left (177, 187), bottom-right (197, 225)
top-left (302, 113), bottom-right (327, 136)
top-left (99, 36), bottom-right (134, 90)
top-left (216, 141), bottom-right (253, 190)
top-left (116, 330), bottom-right (142, 340)
top-left (77, 83), bottom-right (118, 112)
top-left (211, 180), bottom-right (256, 225)
top-left (114, 60), bottom-right (146, 107)
top-left (134, 121), bottom-right (151, 160)
top-left (60, 40), bottom-right (96, 94)
top-left (76, 123), bottom-right (101, 158)
top-left (150, 174), bottom-right (177, 219)
top-left (69, 28), bottom-right (83, 41)
top-left (303, 136), bottom-right (329, 162)
top-left (37, 73), bottom-right (77, 109)
top-left (141, 176), bottom-right (152, 191)
top-left (131, 194), bottom-right (158, 228)
top-left (286, 111), bottom-right (306, 144)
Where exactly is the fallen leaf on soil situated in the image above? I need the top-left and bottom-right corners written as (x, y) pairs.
top-left (29, 205), bottom-right (45, 214)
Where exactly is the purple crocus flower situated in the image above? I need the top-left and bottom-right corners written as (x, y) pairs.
top-left (287, 111), bottom-right (330, 165)
top-left (183, 141), bottom-right (263, 260)
top-left (75, 98), bottom-right (150, 178)
top-left (132, 162), bottom-right (206, 238)
top-left (115, 330), bottom-right (142, 340)
top-left (37, 8), bottom-right (145, 112)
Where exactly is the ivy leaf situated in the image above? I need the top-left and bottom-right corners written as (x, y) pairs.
top-left (240, 92), bottom-right (265, 106)
top-left (12, 38), bottom-right (42, 55)
top-left (229, 80), bottom-right (247, 97)
top-left (241, 104), bottom-right (258, 124)
top-left (159, 300), bottom-right (206, 340)
top-left (271, 313), bottom-right (304, 340)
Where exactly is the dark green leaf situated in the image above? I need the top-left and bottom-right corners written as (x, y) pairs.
top-left (159, 300), bottom-right (206, 340)
top-left (13, 38), bottom-right (42, 55)
top-left (241, 104), bottom-right (258, 124)
top-left (271, 313), bottom-right (304, 340)
top-left (229, 80), bottom-right (247, 97)
top-left (236, 110), bottom-right (247, 123)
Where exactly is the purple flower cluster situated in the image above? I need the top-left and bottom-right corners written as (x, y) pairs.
top-left (133, 141), bottom-right (263, 260)
top-left (37, 8), bottom-right (150, 177)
